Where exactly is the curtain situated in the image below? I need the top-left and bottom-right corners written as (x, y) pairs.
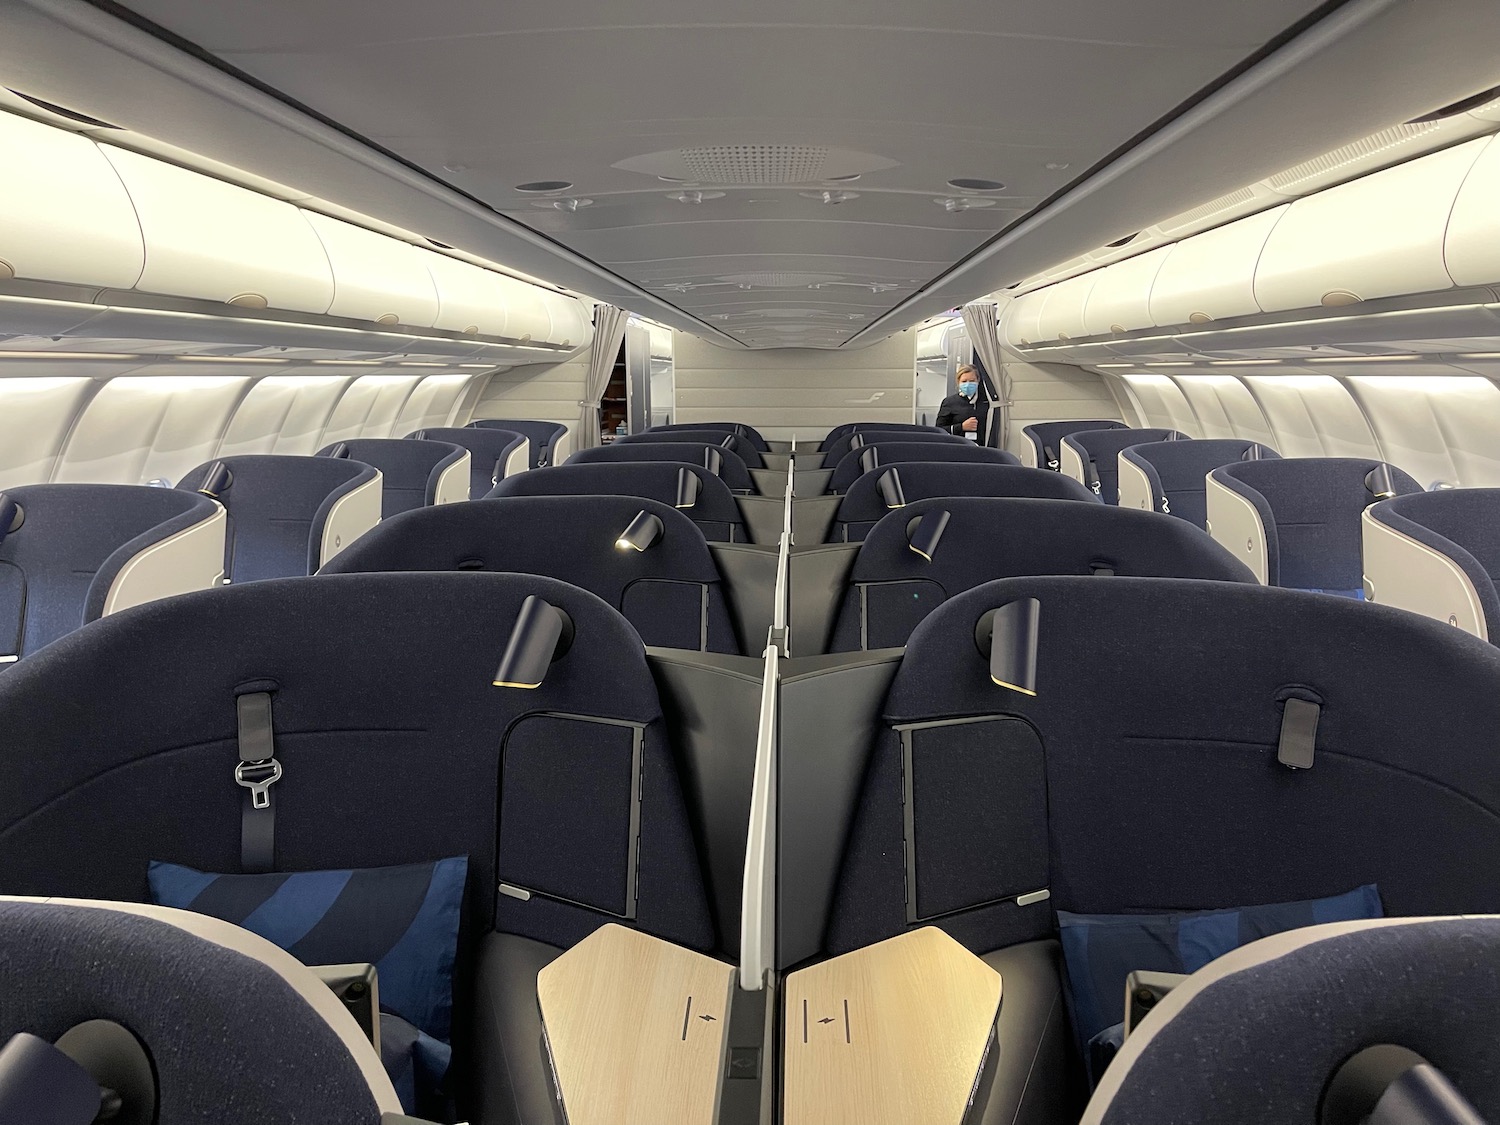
top-left (962, 301), bottom-right (1010, 450)
top-left (578, 304), bottom-right (630, 450)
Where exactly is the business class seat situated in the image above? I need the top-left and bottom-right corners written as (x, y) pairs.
top-left (828, 441), bottom-right (1020, 494)
top-left (818, 422), bottom-right (947, 451)
top-left (410, 427), bottom-right (530, 500)
top-left (322, 495), bottom-right (743, 653)
top-left (827, 498), bottom-right (1255, 650)
top-left (567, 440), bottom-right (756, 494)
top-left (829, 463), bottom-right (1100, 542)
top-left (817, 576), bottom-right (1500, 1123)
top-left (316, 438), bottom-right (470, 518)
top-left (1207, 458), bottom-right (1421, 596)
top-left (467, 418), bottom-right (563, 467)
top-left (0, 484), bottom-right (224, 665)
top-left (819, 427), bottom-right (961, 470)
top-left (177, 455), bottom-right (382, 583)
top-left (615, 428), bottom-right (766, 469)
top-left (1060, 428), bottom-right (1189, 504)
top-left (1021, 420), bottom-right (1126, 471)
top-left (0, 897), bottom-right (404, 1124)
top-left (0, 571), bottom-right (720, 1125)
top-left (1082, 917), bottom-right (1500, 1125)
top-left (1118, 439), bottom-right (1280, 529)
top-left (489, 461), bottom-right (752, 543)
top-left (647, 420), bottom-right (770, 452)
top-left (1363, 487), bottom-right (1500, 640)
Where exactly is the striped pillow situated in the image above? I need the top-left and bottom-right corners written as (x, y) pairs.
top-left (147, 856), bottom-right (467, 1042)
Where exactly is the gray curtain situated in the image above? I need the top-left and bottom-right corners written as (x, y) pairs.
top-left (578, 304), bottom-right (630, 450)
top-left (962, 301), bottom-right (1010, 449)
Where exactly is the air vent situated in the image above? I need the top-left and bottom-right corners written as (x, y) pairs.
top-left (7, 91), bottom-right (120, 129)
top-left (680, 145), bottom-right (829, 183)
top-left (1159, 187), bottom-right (1257, 235)
top-left (426, 237), bottom-right (456, 249)
top-left (1266, 124), bottom-right (1442, 192)
top-left (1106, 233), bottom-right (1141, 248)
top-left (1408, 84), bottom-right (1500, 123)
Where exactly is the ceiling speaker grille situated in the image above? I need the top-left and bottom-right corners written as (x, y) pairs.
top-left (679, 145), bottom-right (829, 184)
top-left (716, 271), bottom-right (843, 287)
top-left (1266, 124), bottom-right (1441, 192)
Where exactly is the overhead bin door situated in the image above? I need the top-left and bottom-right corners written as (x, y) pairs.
top-left (421, 250), bottom-right (511, 337)
top-left (302, 212), bottom-right (440, 328)
top-left (1445, 134), bottom-right (1500, 287)
top-left (1081, 246), bottom-right (1173, 337)
top-left (1149, 207), bottom-right (1287, 328)
top-left (1253, 138), bottom-right (1487, 313)
top-left (492, 272), bottom-right (550, 344)
top-left (1034, 271), bottom-right (1099, 343)
top-left (0, 112), bottom-right (144, 288)
top-left (542, 291), bottom-right (591, 349)
top-left (1003, 288), bottom-right (1049, 348)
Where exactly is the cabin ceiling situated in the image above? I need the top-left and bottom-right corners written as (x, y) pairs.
top-left (92, 0), bottom-right (1326, 348)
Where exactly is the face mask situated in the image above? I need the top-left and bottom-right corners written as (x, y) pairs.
top-left (959, 381), bottom-right (978, 397)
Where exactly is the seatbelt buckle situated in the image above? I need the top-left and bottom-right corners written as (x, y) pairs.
top-left (235, 758), bottom-right (282, 809)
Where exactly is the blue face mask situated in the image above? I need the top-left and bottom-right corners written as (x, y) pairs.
top-left (959, 381), bottom-right (978, 397)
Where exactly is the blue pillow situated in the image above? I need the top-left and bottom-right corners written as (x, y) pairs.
top-left (1058, 884), bottom-right (1383, 1067)
top-left (147, 856), bottom-right (467, 1042)
top-left (380, 1012), bottom-right (454, 1119)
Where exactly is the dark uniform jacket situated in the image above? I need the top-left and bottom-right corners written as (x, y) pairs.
top-left (935, 391), bottom-right (988, 438)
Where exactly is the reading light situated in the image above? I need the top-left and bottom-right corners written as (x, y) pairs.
top-left (1242, 444), bottom-right (1264, 461)
top-left (0, 493), bottom-right (21, 548)
top-left (410, 429), bottom-right (429, 440)
top-left (703, 447), bottom-right (724, 476)
top-left (907, 509), bottom-right (950, 561)
top-left (986, 598), bottom-right (1041, 695)
top-left (493, 595), bottom-right (573, 689)
top-left (850, 433), bottom-right (866, 449)
top-left (197, 461), bottom-right (232, 499)
top-left (615, 510), bottom-right (664, 552)
top-left (1366, 463), bottom-right (1397, 501)
top-left (859, 447), bottom-right (880, 475)
top-left (877, 468), bottom-right (906, 509)
top-left (325, 442), bottom-right (351, 459)
top-left (675, 467), bottom-right (701, 509)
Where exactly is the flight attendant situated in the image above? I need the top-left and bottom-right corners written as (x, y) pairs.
top-left (935, 364), bottom-right (988, 440)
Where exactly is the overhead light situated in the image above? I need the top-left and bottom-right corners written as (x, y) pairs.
top-left (935, 197), bottom-right (996, 211)
top-left (946, 178), bottom-right (1006, 191)
top-left (514, 180), bottom-right (574, 193)
top-left (492, 596), bottom-right (572, 689)
top-left (800, 190), bottom-right (859, 204)
top-left (667, 190), bottom-right (724, 204)
top-left (171, 355), bottom-right (292, 364)
top-left (1457, 352), bottom-right (1500, 359)
top-left (1143, 362), bottom-right (1193, 367)
top-left (1207, 359), bottom-right (1282, 366)
top-left (615, 510), bottom-right (664, 552)
top-left (1307, 354), bottom-right (1421, 363)
top-left (0, 351), bottom-right (140, 360)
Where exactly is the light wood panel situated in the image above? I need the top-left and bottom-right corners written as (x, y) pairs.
top-left (782, 927), bottom-right (1002, 1125)
top-left (537, 923), bottom-right (736, 1125)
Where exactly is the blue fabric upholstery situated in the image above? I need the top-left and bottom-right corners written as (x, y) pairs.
top-left (316, 439), bottom-right (465, 518)
top-left (0, 572), bottom-right (716, 964)
top-left (646, 421), bottom-right (770, 452)
top-left (1120, 440), bottom-right (1280, 528)
top-left (820, 428), bottom-right (962, 470)
top-left (1090, 918), bottom-right (1500, 1125)
top-left (0, 900), bottom-right (386, 1125)
top-left (411, 427), bottom-right (527, 499)
top-left (1211, 458), bottom-right (1421, 590)
top-left (1061, 429), bottom-right (1188, 505)
top-left (0, 484), bottom-right (220, 662)
top-left (828, 442), bottom-right (1022, 494)
top-left (1021, 420), bottom-right (1125, 470)
top-left (380, 1012), bottom-right (452, 1118)
top-left (1058, 884), bottom-right (1382, 1060)
top-left (149, 855), bottom-right (467, 1040)
top-left (321, 495), bottom-right (743, 653)
top-left (830, 463), bottom-right (1101, 542)
top-left (829, 498), bottom-right (1255, 650)
top-left (1368, 489), bottom-right (1500, 638)
top-left (827, 576), bottom-right (1500, 960)
top-left (467, 419), bottom-right (565, 468)
top-left (616, 429), bottom-right (764, 468)
top-left (176, 455), bottom-right (378, 583)
top-left (818, 422), bottom-right (946, 452)
top-left (568, 442), bottom-right (755, 493)
top-left (488, 462), bottom-right (749, 543)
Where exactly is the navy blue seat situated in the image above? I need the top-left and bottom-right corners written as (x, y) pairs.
top-left (176, 455), bottom-right (382, 583)
top-left (1061, 429), bottom-right (1189, 504)
top-left (0, 484), bottom-right (223, 664)
top-left (411, 426), bottom-right (530, 499)
top-left (646, 421), bottom-right (770, 452)
top-left (1119, 439), bottom-right (1280, 528)
top-left (828, 441), bottom-right (1020, 494)
top-left (1364, 488), bottom-right (1500, 640)
top-left (489, 462), bottom-right (751, 543)
top-left (1208, 458), bottom-right (1420, 597)
top-left (567, 441), bottom-right (755, 493)
top-left (818, 422), bottom-right (946, 452)
top-left (315, 437), bottom-right (469, 517)
top-left (830, 463), bottom-right (1100, 542)
top-left (820, 428), bottom-right (960, 469)
top-left (0, 570), bottom-right (717, 1125)
top-left (322, 496), bottom-right (743, 653)
top-left (615, 429), bottom-right (765, 468)
top-left (1084, 917), bottom-right (1500, 1125)
top-left (467, 418), bottom-right (567, 467)
top-left (828, 498), bottom-right (1255, 650)
top-left (1021, 420), bottom-right (1126, 471)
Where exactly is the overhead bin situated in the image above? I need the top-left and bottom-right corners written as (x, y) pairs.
top-left (302, 211), bottom-right (440, 328)
top-left (493, 272), bottom-right (551, 343)
top-left (101, 145), bottom-right (336, 314)
top-left (1149, 206), bottom-right (1287, 327)
top-left (1034, 270), bottom-right (1098, 343)
top-left (1081, 246), bottom-right (1173, 337)
top-left (421, 250), bottom-right (512, 337)
top-left (0, 111), bottom-right (145, 289)
top-left (1253, 138), bottom-right (1487, 313)
top-left (1446, 134), bottom-right (1500, 287)
top-left (541, 290), bottom-right (591, 349)
top-left (1002, 289), bottom-right (1049, 347)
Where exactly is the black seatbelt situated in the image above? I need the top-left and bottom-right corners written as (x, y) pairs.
top-left (1043, 445), bottom-right (1059, 471)
top-left (1086, 458), bottom-right (1102, 496)
top-left (234, 692), bottom-right (281, 873)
